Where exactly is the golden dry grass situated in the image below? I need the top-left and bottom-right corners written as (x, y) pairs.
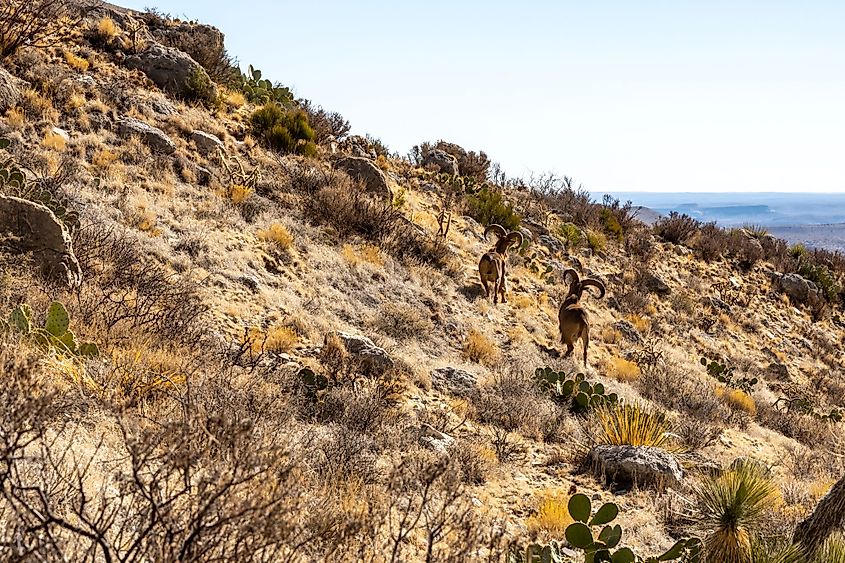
top-left (716, 386), bottom-right (756, 416)
top-left (248, 325), bottom-right (298, 354)
top-left (63, 50), bottom-right (90, 72)
top-left (525, 490), bottom-right (574, 536)
top-left (341, 243), bottom-right (384, 267)
top-left (462, 329), bottom-right (498, 365)
top-left (5, 107), bottom-right (25, 129)
top-left (96, 17), bottom-right (119, 40)
top-left (42, 130), bottom-right (66, 151)
top-left (608, 357), bottom-right (641, 383)
top-left (257, 224), bottom-right (294, 252)
top-left (223, 89), bottom-right (247, 109)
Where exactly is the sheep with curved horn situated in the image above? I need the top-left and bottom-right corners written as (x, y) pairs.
top-left (478, 224), bottom-right (524, 304)
top-left (558, 268), bottom-right (606, 366)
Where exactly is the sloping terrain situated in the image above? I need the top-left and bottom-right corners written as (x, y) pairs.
top-left (0, 3), bottom-right (844, 562)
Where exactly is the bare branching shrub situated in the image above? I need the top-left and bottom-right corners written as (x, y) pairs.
top-left (638, 364), bottom-right (733, 424)
top-left (695, 222), bottom-right (727, 262)
top-left (654, 212), bottom-right (701, 245)
top-left (372, 302), bottom-right (434, 341)
top-left (306, 184), bottom-right (452, 268)
top-left (300, 99), bottom-right (351, 144)
top-left (625, 227), bottom-right (656, 263)
top-left (490, 427), bottom-right (528, 464)
top-left (472, 371), bottom-right (560, 440)
top-left (0, 0), bottom-right (93, 59)
top-left (72, 224), bottom-right (208, 346)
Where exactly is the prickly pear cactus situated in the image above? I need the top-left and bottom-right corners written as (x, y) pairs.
top-left (4, 302), bottom-right (98, 358)
top-left (45, 301), bottom-right (70, 337)
top-left (8, 304), bottom-right (32, 333)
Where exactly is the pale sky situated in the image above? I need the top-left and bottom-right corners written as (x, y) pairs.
top-left (121, 1), bottom-right (844, 193)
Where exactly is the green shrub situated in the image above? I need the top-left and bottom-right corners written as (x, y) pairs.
top-left (599, 208), bottom-right (623, 242)
top-left (249, 104), bottom-right (316, 156)
top-left (654, 212), bottom-right (701, 244)
top-left (799, 262), bottom-right (841, 301)
top-left (789, 243), bottom-right (808, 259)
top-left (465, 187), bottom-right (520, 231)
top-left (556, 222), bottom-right (582, 248)
top-left (586, 230), bottom-right (606, 253)
top-left (185, 67), bottom-right (217, 106)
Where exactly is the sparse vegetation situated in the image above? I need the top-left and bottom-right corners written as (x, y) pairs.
top-left (0, 5), bottom-right (842, 560)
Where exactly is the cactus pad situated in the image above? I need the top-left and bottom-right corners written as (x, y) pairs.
top-left (45, 302), bottom-right (70, 337)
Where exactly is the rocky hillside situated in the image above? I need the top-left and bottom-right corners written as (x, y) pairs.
top-left (1, 2), bottom-right (844, 562)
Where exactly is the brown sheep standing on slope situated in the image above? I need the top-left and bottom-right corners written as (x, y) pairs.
top-left (478, 224), bottom-right (523, 304)
top-left (558, 268), bottom-right (606, 366)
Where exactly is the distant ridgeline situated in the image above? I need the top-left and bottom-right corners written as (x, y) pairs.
top-left (611, 192), bottom-right (845, 251)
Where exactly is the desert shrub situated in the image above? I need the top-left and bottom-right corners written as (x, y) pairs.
top-left (0, 0), bottom-right (91, 59)
top-left (654, 212), bottom-right (701, 244)
top-left (72, 224), bottom-right (208, 346)
top-left (300, 99), bottom-right (350, 143)
top-left (638, 365), bottom-right (733, 423)
top-left (462, 329), bottom-right (498, 365)
top-left (250, 104), bottom-right (316, 156)
top-left (586, 230), bottom-right (606, 253)
top-left (600, 208), bottom-right (623, 241)
top-left (696, 222), bottom-right (727, 262)
top-left (472, 371), bottom-right (559, 438)
top-left (599, 194), bottom-right (637, 240)
top-left (531, 176), bottom-right (600, 228)
top-left (757, 402), bottom-right (837, 449)
top-left (373, 302), bottom-right (434, 341)
top-left (556, 222), bottom-right (582, 248)
top-left (306, 184), bottom-right (452, 268)
top-left (452, 438), bottom-right (495, 484)
top-left (185, 66), bottom-right (217, 105)
top-left (465, 187), bottom-right (521, 231)
top-left (625, 227), bottom-right (656, 263)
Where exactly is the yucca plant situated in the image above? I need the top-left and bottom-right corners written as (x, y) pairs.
top-left (694, 459), bottom-right (778, 563)
top-left (816, 533), bottom-right (845, 563)
top-left (594, 402), bottom-right (674, 449)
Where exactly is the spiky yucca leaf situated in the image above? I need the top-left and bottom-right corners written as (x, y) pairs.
top-left (594, 402), bottom-right (674, 449)
top-left (816, 533), bottom-right (845, 563)
top-left (694, 459), bottom-right (778, 563)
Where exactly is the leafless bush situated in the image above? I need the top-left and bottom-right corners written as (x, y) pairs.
top-left (0, 0), bottom-right (94, 59)
top-left (72, 224), bottom-right (209, 346)
top-left (306, 184), bottom-right (453, 269)
top-left (757, 401), bottom-right (840, 450)
top-left (625, 227), bottom-right (656, 263)
top-left (300, 100), bottom-right (351, 144)
top-left (490, 427), bottom-right (528, 464)
top-left (654, 212), bottom-right (701, 245)
top-left (472, 371), bottom-right (559, 439)
top-left (638, 364), bottom-right (732, 423)
top-left (694, 222), bottom-right (727, 262)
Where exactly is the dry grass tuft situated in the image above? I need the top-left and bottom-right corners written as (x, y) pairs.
top-left (248, 325), bottom-right (298, 354)
top-left (5, 107), bottom-right (25, 129)
top-left (526, 490), bottom-right (575, 536)
top-left (42, 130), bottom-right (66, 151)
top-left (341, 243), bottom-right (384, 267)
top-left (594, 403), bottom-right (674, 448)
top-left (96, 17), bottom-right (119, 40)
top-left (63, 50), bottom-right (89, 72)
top-left (462, 329), bottom-right (498, 365)
top-left (609, 356), bottom-right (641, 382)
top-left (716, 386), bottom-right (757, 416)
top-left (257, 223), bottom-right (294, 252)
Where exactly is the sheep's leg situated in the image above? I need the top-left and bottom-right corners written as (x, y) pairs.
top-left (582, 329), bottom-right (590, 366)
top-left (480, 275), bottom-right (490, 299)
top-left (500, 263), bottom-right (508, 303)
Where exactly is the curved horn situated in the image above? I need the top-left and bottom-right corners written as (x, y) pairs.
top-left (563, 268), bottom-right (581, 287)
top-left (506, 230), bottom-right (524, 248)
top-left (483, 224), bottom-right (507, 241)
top-left (581, 278), bottom-right (606, 299)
